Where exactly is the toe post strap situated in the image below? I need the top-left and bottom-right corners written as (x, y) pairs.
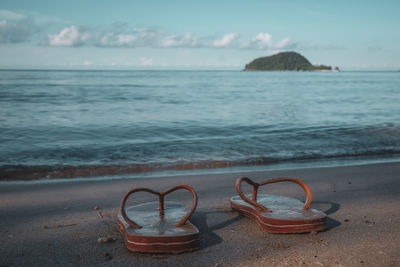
top-left (235, 177), bottom-right (313, 212)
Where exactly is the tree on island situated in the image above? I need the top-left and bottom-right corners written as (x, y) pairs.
top-left (244, 51), bottom-right (335, 71)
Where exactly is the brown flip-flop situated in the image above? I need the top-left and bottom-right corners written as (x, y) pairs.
top-left (230, 177), bottom-right (326, 233)
top-left (117, 185), bottom-right (199, 253)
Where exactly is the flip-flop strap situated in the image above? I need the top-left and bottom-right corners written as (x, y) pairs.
top-left (235, 177), bottom-right (313, 212)
top-left (163, 185), bottom-right (198, 227)
top-left (120, 185), bottom-right (198, 229)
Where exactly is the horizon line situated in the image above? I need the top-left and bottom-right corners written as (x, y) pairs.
top-left (0, 66), bottom-right (398, 72)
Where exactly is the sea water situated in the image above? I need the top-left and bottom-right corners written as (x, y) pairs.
top-left (1, 69), bottom-right (400, 180)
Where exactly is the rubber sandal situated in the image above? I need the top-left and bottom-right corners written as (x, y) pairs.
top-left (117, 185), bottom-right (200, 253)
top-left (230, 177), bottom-right (326, 233)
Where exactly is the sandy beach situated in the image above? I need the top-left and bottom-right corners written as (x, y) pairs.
top-left (1, 161), bottom-right (399, 266)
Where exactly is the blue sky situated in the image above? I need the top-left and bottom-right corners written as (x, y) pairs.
top-left (0, 0), bottom-right (399, 69)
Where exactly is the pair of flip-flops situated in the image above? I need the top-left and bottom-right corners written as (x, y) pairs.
top-left (117, 177), bottom-right (327, 253)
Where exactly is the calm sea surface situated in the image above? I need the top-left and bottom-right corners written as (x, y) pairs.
top-left (1, 70), bottom-right (400, 180)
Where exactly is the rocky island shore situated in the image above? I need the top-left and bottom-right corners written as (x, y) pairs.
top-left (244, 51), bottom-right (339, 71)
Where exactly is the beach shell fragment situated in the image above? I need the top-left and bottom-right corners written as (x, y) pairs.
top-left (97, 235), bottom-right (117, 243)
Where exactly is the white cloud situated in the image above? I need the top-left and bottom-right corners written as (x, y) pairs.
top-left (83, 61), bottom-right (93, 66)
top-left (213, 33), bottom-right (239, 48)
top-left (134, 28), bottom-right (158, 46)
top-left (0, 10), bottom-right (26, 20)
top-left (161, 33), bottom-right (198, 47)
top-left (274, 37), bottom-right (292, 49)
top-left (241, 32), bottom-right (272, 49)
top-left (97, 27), bottom-right (159, 47)
top-left (47, 26), bottom-right (202, 48)
top-left (0, 17), bottom-right (35, 43)
top-left (240, 33), bottom-right (273, 49)
top-left (239, 40), bottom-right (251, 49)
top-left (254, 33), bottom-right (272, 48)
top-left (0, 10), bottom-right (64, 44)
top-left (48, 26), bottom-right (90, 46)
top-left (118, 34), bottom-right (136, 45)
top-left (99, 32), bottom-right (114, 46)
top-left (0, 11), bottom-right (299, 51)
top-left (99, 33), bottom-right (138, 47)
top-left (45, 27), bottom-right (297, 51)
top-left (240, 33), bottom-right (295, 50)
top-left (141, 57), bottom-right (153, 66)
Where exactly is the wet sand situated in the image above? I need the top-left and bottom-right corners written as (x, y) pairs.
top-left (1, 162), bottom-right (399, 266)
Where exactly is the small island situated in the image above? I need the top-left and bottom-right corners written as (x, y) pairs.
top-left (244, 51), bottom-right (339, 71)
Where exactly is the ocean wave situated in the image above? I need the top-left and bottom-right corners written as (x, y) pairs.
top-left (2, 70), bottom-right (400, 181)
top-left (2, 150), bottom-right (400, 181)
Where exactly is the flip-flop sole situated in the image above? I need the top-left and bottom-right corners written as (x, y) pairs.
top-left (117, 201), bottom-right (199, 253)
top-left (231, 194), bottom-right (326, 233)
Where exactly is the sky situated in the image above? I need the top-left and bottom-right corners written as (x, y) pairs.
top-left (0, 0), bottom-right (399, 70)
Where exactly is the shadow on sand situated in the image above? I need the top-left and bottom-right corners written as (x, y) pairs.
top-left (312, 201), bottom-right (341, 230)
top-left (191, 209), bottom-right (243, 249)
top-left (192, 200), bottom-right (341, 248)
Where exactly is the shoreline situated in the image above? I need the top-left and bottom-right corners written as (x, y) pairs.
top-left (1, 155), bottom-right (399, 184)
top-left (1, 161), bottom-right (399, 266)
